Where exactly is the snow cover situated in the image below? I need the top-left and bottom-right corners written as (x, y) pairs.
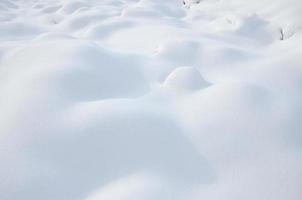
top-left (0, 0), bottom-right (302, 199)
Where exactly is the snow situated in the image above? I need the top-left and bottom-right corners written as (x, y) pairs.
top-left (163, 67), bottom-right (210, 90)
top-left (0, 0), bottom-right (302, 200)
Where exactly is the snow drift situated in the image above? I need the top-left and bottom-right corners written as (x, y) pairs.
top-left (0, 0), bottom-right (302, 200)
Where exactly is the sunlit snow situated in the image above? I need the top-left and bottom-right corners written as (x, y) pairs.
top-left (0, 0), bottom-right (302, 199)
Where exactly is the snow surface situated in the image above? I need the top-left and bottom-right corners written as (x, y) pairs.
top-left (0, 0), bottom-right (302, 199)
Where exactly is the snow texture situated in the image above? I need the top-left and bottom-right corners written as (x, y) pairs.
top-left (0, 0), bottom-right (302, 200)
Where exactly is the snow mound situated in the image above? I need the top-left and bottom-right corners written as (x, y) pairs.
top-left (163, 67), bottom-right (210, 91)
top-left (1, 35), bottom-right (149, 102)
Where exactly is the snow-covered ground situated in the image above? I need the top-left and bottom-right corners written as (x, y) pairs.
top-left (0, 0), bottom-right (302, 199)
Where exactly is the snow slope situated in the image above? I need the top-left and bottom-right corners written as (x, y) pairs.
top-left (0, 0), bottom-right (302, 200)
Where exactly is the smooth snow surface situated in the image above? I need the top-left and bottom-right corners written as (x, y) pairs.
top-left (0, 0), bottom-right (302, 200)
